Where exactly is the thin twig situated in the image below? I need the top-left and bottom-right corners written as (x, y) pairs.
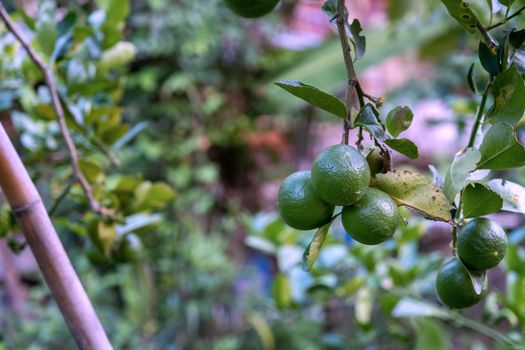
top-left (49, 178), bottom-right (75, 217)
top-left (451, 80), bottom-right (493, 250)
top-left (337, 0), bottom-right (359, 144)
top-left (487, 5), bottom-right (525, 30)
top-left (476, 22), bottom-right (499, 50)
top-left (0, 4), bottom-right (113, 218)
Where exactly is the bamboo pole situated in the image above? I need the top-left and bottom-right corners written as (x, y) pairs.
top-left (0, 123), bottom-right (113, 350)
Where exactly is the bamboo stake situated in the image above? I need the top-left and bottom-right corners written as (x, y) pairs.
top-left (0, 123), bottom-right (113, 350)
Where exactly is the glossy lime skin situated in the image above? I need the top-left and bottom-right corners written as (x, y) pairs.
top-left (457, 218), bottom-right (507, 271)
top-left (436, 258), bottom-right (488, 309)
top-left (277, 171), bottom-right (335, 230)
top-left (366, 147), bottom-right (385, 177)
top-left (224, 0), bottom-right (280, 18)
top-left (341, 188), bottom-right (399, 245)
top-left (311, 144), bottom-right (370, 206)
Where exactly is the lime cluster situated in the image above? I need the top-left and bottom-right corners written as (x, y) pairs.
top-left (436, 218), bottom-right (507, 309)
top-left (277, 144), bottom-right (400, 245)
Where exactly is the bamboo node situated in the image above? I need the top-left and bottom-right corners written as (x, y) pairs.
top-left (11, 199), bottom-right (42, 217)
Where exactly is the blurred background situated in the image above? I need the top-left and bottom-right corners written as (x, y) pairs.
top-left (1, 0), bottom-right (525, 349)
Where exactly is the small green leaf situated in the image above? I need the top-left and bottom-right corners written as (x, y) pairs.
top-left (467, 63), bottom-right (479, 95)
top-left (414, 319), bottom-right (450, 350)
top-left (35, 1), bottom-right (57, 57)
top-left (384, 138), bottom-right (419, 159)
top-left (355, 103), bottom-right (385, 139)
top-left (478, 122), bottom-right (525, 169)
top-left (371, 170), bottom-right (453, 222)
top-left (274, 80), bottom-right (347, 119)
top-left (302, 218), bottom-right (335, 272)
top-left (272, 273), bottom-right (292, 309)
top-left (462, 183), bottom-right (503, 218)
top-left (509, 29), bottom-right (525, 50)
top-left (97, 221), bottom-right (117, 256)
top-left (441, 0), bottom-right (479, 33)
top-left (133, 182), bottom-right (176, 211)
top-left (489, 67), bottom-right (525, 125)
top-left (350, 19), bottom-right (366, 59)
top-left (486, 179), bottom-right (525, 214)
top-left (386, 106), bottom-right (414, 137)
top-left (467, 268), bottom-right (487, 296)
top-left (443, 148), bottom-right (481, 202)
top-left (479, 40), bottom-right (500, 76)
top-left (98, 42), bottom-right (137, 73)
top-left (79, 158), bottom-right (104, 184)
top-left (498, 0), bottom-right (516, 6)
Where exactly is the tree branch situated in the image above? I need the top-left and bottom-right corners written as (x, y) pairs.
top-left (487, 5), bottom-right (525, 30)
top-left (337, 0), bottom-right (365, 144)
top-left (0, 4), bottom-right (113, 218)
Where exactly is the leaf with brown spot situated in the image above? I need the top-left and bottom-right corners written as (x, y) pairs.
top-left (371, 170), bottom-right (453, 222)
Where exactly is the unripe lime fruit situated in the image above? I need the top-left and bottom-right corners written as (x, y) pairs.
top-left (457, 218), bottom-right (507, 271)
top-left (341, 188), bottom-right (400, 245)
top-left (311, 144), bottom-right (370, 206)
top-left (277, 171), bottom-right (335, 230)
top-left (224, 0), bottom-right (280, 18)
top-left (435, 257), bottom-right (488, 309)
top-left (366, 147), bottom-right (385, 177)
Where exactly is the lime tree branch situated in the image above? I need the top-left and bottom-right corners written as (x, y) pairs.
top-left (451, 80), bottom-right (493, 250)
top-left (487, 5), bottom-right (525, 30)
top-left (0, 4), bottom-right (113, 218)
top-left (336, 0), bottom-right (365, 144)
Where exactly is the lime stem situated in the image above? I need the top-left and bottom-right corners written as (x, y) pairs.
top-left (487, 5), bottom-right (525, 30)
top-left (336, 0), bottom-right (365, 145)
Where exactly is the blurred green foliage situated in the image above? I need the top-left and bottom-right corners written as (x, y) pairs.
top-left (1, 0), bottom-right (525, 349)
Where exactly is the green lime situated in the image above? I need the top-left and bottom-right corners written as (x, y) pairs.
top-left (224, 0), bottom-right (280, 18)
top-left (435, 257), bottom-right (488, 309)
top-left (366, 147), bottom-right (385, 177)
top-left (341, 188), bottom-right (400, 245)
top-left (311, 144), bottom-right (370, 206)
top-left (277, 171), bottom-right (335, 230)
top-left (457, 218), bottom-right (507, 271)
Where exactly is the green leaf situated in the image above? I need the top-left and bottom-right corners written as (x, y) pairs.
top-left (478, 122), bottom-right (525, 169)
top-left (79, 158), bottom-right (104, 184)
top-left (274, 80), bottom-right (347, 119)
top-left (322, 0), bottom-right (347, 22)
top-left (97, 221), bottom-right (116, 256)
top-left (384, 138), bottom-right (419, 159)
top-left (461, 183), bottom-right (503, 218)
top-left (133, 182), bottom-right (176, 211)
top-left (302, 218), bottom-right (334, 272)
top-left (355, 103), bottom-right (385, 139)
top-left (479, 40), bottom-right (500, 76)
top-left (414, 319), bottom-right (450, 350)
top-left (441, 0), bottom-right (479, 33)
top-left (498, 0), bottom-right (516, 6)
top-left (443, 148), bottom-right (481, 202)
top-left (486, 179), bottom-right (525, 213)
top-left (35, 0), bottom-right (57, 57)
top-left (98, 42), bottom-right (137, 73)
top-left (371, 170), bottom-right (453, 222)
top-left (386, 106), bottom-right (414, 137)
top-left (467, 268), bottom-right (487, 296)
top-left (355, 288), bottom-right (373, 325)
top-left (350, 19), bottom-right (366, 59)
top-left (509, 29), bottom-right (525, 50)
top-left (489, 67), bottom-right (525, 125)
top-left (272, 273), bottom-right (292, 309)
top-left (467, 63), bottom-right (479, 95)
